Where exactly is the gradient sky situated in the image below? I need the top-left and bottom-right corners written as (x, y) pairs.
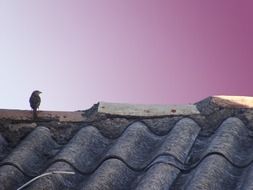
top-left (0, 1), bottom-right (253, 111)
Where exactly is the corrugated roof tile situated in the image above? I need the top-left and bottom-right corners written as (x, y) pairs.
top-left (0, 96), bottom-right (252, 190)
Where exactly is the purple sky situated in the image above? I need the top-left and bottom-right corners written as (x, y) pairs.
top-left (0, 1), bottom-right (253, 111)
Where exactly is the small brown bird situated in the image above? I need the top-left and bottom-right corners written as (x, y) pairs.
top-left (29, 90), bottom-right (42, 120)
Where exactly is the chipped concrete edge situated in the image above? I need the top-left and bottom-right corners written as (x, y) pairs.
top-left (97, 102), bottom-right (200, 116)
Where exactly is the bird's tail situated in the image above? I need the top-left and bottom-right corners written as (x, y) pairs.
top-left (33, 109), bottom-right (37, 120)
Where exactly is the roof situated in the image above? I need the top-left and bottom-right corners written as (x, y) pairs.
top-left (0, 95), bottom-right (253, 190)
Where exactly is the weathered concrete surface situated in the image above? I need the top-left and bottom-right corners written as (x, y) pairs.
top-left (212, 96), bottom-right (253, 108)
top-left (98, 102), bottom-right (200, 116)
top-left (0, 109), bottom-right (85, 122)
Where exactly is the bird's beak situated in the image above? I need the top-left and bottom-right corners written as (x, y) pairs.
top-left (39, 91), bottom-right (42, 94)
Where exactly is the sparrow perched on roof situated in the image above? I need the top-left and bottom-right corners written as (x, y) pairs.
top-left (29, 90), bottom-right (42, 120)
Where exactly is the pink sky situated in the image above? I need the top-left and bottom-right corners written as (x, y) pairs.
top-left (0, 1), bottom-right (253, 110)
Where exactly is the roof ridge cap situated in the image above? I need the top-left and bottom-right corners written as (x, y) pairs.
top-left (0, 109), bottom-right (86, 122)
top-left (97, 101), bottom-right (200, 116)
top-left (210, 95), bottom-right (253, 108)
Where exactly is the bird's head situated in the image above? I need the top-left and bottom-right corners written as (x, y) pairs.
top-left (33, 90), bottom-right (42, 95)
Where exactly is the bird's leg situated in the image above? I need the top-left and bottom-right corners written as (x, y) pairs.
top-left (33, 109), bottom-right (37, 120)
